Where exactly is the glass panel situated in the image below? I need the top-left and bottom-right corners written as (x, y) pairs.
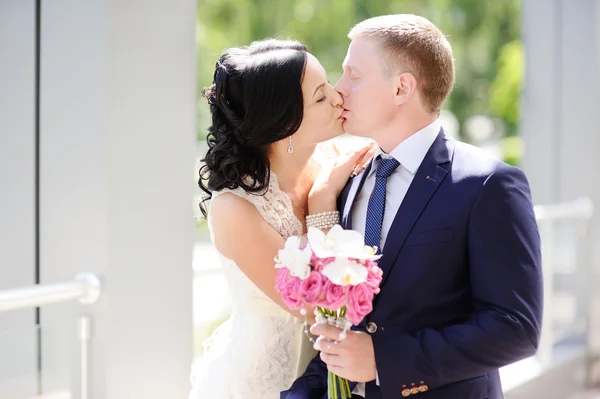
top-left (0, 308), bottom-right (85, 399)
top-left (0, 310), bottom-right (39, 399)
top-left (39, 311), bottom-right (78, 399)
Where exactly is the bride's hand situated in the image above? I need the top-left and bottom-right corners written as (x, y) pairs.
top-left (308, 140), bottom-right (377, 214)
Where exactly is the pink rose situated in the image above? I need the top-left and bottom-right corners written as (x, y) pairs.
top-left (315, 279), bottom-right (349, 311)
top-left (346, 283), bottom-right (374, 325)
top-left (299, 271), bottom-right (324, 304)
top-left (275, 267), bottom-right (291, 292)
top-left (364, 262), bottom-right (383, 295)
top-left (279, 275), bottom-right (303, 310)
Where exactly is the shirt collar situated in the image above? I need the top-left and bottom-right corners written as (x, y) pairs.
top-left (367, 119), bottom-right (441, 177)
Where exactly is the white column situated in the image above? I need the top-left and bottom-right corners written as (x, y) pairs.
top-left (39, 0), bottom-right (196, 397)
top-left (103, 0), bottom-right (196, 396)
top-left (520, 0), bottom-right (562, 204)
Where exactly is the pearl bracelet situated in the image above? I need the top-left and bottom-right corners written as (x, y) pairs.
top-left (305, 211), bottom-right (340, 230)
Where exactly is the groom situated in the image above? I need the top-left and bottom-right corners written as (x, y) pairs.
top-left (282, 14), bottom-right (543, 399)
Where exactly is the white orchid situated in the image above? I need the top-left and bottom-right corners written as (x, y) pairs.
top-left (274, 236), bottom-right (312, 280)
top-left (307, 225), bottom-right (381, 261)
top-left (321, 257), bottom-right (368, 286)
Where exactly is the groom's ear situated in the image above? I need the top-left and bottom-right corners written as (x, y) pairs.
top-left (393, 72), bottom-right (417, 105)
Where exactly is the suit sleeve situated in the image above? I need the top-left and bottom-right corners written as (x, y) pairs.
top-left (372, 165), bottom-right (543, 397)
top-left (280, 352), bottom-right (328, 399)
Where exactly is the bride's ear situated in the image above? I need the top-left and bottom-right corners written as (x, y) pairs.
top-left (393, 72), bottom-right (417, 105)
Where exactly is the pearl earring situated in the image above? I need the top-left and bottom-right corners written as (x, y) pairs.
top-left (287, 136), bottom-right (293, 153)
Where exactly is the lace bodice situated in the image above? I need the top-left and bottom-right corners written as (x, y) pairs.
top-left (211, 172), bottom-right (304, 240)
top-left (208, 172), bottom-right (304, 315)
top-left (189, 172), bottom-right (316, 399)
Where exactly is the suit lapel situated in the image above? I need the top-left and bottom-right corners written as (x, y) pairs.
top-left (376, 129), bottom-right (454, 289)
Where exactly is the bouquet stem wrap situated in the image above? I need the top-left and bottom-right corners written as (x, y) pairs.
top-left (317, 307), bottom-right (352, 399)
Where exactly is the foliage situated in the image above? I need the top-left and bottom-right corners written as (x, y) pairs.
top-left (196, 0), bottom-right (522, 161)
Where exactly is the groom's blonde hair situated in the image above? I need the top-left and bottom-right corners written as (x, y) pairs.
top-left (349, 14), bottom-right (455, 113)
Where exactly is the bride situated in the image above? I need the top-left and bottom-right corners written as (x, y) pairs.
top-left (189, 39), bottom-right (373, 398)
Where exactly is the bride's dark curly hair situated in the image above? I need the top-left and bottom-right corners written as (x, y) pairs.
top-left (198, 39), bottom-right (308, 217)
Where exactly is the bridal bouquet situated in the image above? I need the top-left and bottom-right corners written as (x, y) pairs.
top-left (274, 225), bottom-right (383, 399)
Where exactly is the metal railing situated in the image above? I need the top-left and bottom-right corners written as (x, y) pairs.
top-left (0, 272), bottom-right (101, 313)
top-left (0, 273), bottom-right (102, 399)
top-left (534, 197), bottom-right (594, 222)
top-left (533, 198), bottom-right (596, 387)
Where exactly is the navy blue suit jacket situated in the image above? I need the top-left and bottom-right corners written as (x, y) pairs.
top-left (281, 130), bottom-right (543, 399)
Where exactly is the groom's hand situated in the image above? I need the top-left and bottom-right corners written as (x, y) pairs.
top-left (310, 323), bottom-right (377, 383)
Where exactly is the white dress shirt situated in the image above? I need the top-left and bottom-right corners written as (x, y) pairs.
top-left (349, 119), bottom-right (441, 397)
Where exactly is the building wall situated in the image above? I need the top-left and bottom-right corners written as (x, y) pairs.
top-left (0, 1), bottom-right (39, 397)
top-left (0, 0), bottom-right (196, 397)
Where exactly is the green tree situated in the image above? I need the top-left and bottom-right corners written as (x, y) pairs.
top-left (197, 0), bottom-right (522, 152)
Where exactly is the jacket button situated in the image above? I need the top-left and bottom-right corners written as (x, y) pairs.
top-left (366, 322), bottom-right (378, 333)
top-left (401, 388), bottom-right (411, 397)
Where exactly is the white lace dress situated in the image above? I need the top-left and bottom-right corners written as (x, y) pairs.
top-left (189, 173), bottom-right (317, 399)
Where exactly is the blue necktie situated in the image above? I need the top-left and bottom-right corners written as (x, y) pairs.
top-left (364, 156), bottom-right (400, 252)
